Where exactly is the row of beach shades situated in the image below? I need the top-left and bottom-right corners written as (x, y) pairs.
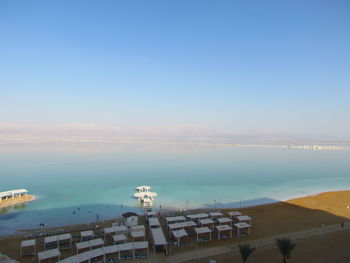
top-left (21, 223), bottom-right (146, 258)
top-left (146, 214), bottom-right (168, 254)
top-left (164, 211), bottom-right (252, 246)
top-left (38, 241), bottom-right (149, 263)
top-left (104, 225), bottom-right (146, 243)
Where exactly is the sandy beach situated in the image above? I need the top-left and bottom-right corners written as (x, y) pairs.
top-left (0, 195), bottom-right (35, 209)
top-left (0, 190), bottom-right (350, 263)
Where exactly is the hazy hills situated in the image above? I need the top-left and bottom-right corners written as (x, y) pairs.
top-left (0, 122), bottom-right (349, 146)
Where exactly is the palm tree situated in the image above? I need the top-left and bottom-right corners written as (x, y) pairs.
top-left (276, 238), bottom-right (296, 263)
top-left (238, 244), bottom-right (256, 263)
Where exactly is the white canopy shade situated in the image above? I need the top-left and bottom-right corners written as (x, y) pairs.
top-left (216, 225), bottom-right (232, 231)
top-left (131, 231), bottom-right (145, 239)
top-left (172, 229), bottom-right (188, 239)
top-left (234, 222), bottom-right (251, 229)
top-left (209, 211), bottom-right (223, 218)
top-left (89, 248), bottom-right (104, 258)
top-left (169, 221), bottom-right (196, 230)
top-left (58, 234), bottom-right (72, 241)
top-left (130, 225), bottom-right (145, 232)
top-left (149, 218), bottom-right (160, 227)
top-left (165, 216), bottom-right (186, 224)
top-left (150, 228), bottom-right (167, 246)
top-left (187, 213), bottom-right (209, 220)
top-left (0, 189), bottom-right (28, 199)
top-left (20, 239), bottom-right (36, 257)
top-left (58, 256), bottom-right (78, 263)
top-left (195, 227), bottom-right (212, 235)
top-left (195, 227), bottom-right (212, 242)
top-left (56, 242), bottom-right (148, 263)
top-left (236, 215), bottom-right (252, 224)
top-left (172, 229), bottom-right (188, 247)
top-left (80, 231), bottom-right (94, 238)
top-left (75, 242), bottom-right (89, 251)
top-left (104, 225), bottom-right (128, 236)
top-left (234, 222), bottom-right (252, 237)
top-left (133, 241), bottom-right (148, 250)
top-left (113, 234), bottom-right (127, 243)
top-left (117, 242), bottom-right (134, 252)
top-left (87, 239), bottom-right (103, 248)
top-left (215, 225), bottom-right (232, 240)
top-left (199, 218), bottom-right (214, 226)
top-left (21, 239), bottom-right (36, 248)
top-left (76, 251), bottom-right (90, 262)
top-left (217, 217), bottom-right (232, 225)
top-left (38, 249), bottom-right (60, 262)
top-left (76, 238), bottom-right (104, 253)
top-left (227, 211), bottom-right (242, 217)
top-left (44, 236), bottom-right (58, 244)
top-left (44, 233), bottom-right (72, 245)
top-left (102, 245), bottom-right (119, 255)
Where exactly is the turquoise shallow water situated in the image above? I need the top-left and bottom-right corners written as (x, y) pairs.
top-left (0, 142), bottom-right (349, 236)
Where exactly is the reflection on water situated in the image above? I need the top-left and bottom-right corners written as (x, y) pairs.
top-left (0, 203), bottom-right (27, 216)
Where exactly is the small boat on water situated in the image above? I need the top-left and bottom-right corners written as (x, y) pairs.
top-left (134, 186), bottom-right (157, 207)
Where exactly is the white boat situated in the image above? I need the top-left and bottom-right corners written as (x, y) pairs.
top-left (134, 186), bottom-right (157, 207)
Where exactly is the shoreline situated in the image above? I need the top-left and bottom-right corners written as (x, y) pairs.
top-left (0, 139), bottom-right (349, 151)
top-left (1, 189), bottom-right (349, 238)
top-left (1, 189), bottom-right (350, 263)
top-left (0, 187), bottom-right (349, 238)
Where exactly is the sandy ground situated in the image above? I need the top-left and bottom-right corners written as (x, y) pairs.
top-left (188, 228), bottom-right (350, 263)
top-left (1, 190), bottom-right (350, 263)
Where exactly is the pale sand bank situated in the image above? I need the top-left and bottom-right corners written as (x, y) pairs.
top-left (0, 195), bottom-right (35, 209)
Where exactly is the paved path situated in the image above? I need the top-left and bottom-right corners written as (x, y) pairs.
top-left (166, 221), bottom-right (350, 263)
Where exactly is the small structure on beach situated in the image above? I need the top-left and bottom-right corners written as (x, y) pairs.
top-left (20, 240), bottom-right (36, 257)
top-left (150, 227), bottom-right (168, 254)
top-left (113, 233), bottom-right (127, 244)
top-left (104, 225), bottom-right (128, 239)
top-left (172, 229), bottom-right (188, 247)
top-left (237, 215), bottom-right (252, 225)
top-left (217, 217), bottom-right (232, 226)
top-left (75, 238), bottom-right (104, 254)
top-left (80, 231), bottom-right (94, 242)
top-left (234, 222), bottom-right (252, 237)
top-left (0, 189), bottom-right (28, 202)
top-left (199, 218), bottom-right (215, 227)
top-left (38, 249), bottom-right (60, 263)
top-left (44, 234), bottom-right (72, 251)
top-left (215, 225), bottom-right (232, 240)
top-left (195, 227), bottom-right (212, 242)
top-left (0, 189), bottom-right (34, 209)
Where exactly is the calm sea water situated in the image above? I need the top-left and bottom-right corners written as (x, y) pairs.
top-left (0, 142), bottom-right (349, 236)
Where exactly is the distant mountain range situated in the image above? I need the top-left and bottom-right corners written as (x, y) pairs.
top-left (0, 122), bottom-right (349, 146)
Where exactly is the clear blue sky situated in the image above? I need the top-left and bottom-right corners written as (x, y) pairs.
top-left (1, 0), bottom-right (349, 138)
